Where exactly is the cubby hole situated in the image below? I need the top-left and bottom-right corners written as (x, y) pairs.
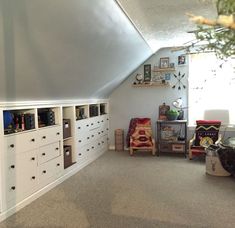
top-left (75, 105), bottom-right (89, 120)
top-left (37, 107), bottom-right (60, 128)
top-left (89, 104), bottom-right (99, 117)
top-left (3, 109), bottom-right (36, 135)
top-left (100, 103), bottom-right (108, 115)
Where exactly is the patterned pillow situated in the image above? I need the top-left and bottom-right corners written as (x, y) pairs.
top-left (194, 120), bottom-right (221, 147)
top-left (131, 126), bottom-right (153, 147)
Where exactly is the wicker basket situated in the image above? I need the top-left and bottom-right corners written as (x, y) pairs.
top-left (115, 129), bottom-right (124, 151)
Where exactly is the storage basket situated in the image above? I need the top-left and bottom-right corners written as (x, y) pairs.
top-left (206, 146), bottom-right (230, 176)
top-left (115, 129), bottom-right (124, 151)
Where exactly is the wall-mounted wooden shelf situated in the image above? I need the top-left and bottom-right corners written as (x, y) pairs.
top-left (152, 67), bottom-right (175, 72)
top-left (132, 82), bottom-right (170, 87)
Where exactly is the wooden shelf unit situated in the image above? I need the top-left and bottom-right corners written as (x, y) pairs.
top-left (152, 67), bottom-right (175, 72)
top-left (156, 120), bottom-right (187, 157)
top-left (132, 82), bottom-right (170, 87)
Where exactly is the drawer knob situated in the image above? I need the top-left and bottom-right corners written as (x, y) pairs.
top-left (92, 135), bottom-right (94, 137)
top-left (78, 140), bottom-right (82, 143)
top-left (55, 147), bottom-right (59, 150)
top-left (86, 124), bottom-right (89, 127)
top-left (86, 149), bottom-right (89, 152)
top-left (106, 128), bottom-right (109, 130)
top-left (92, 146), bottom-right (94, 149)
top-left (98, 121), bottom-right (100, 124)
top-left (56, 132), bottom-right (60, 135)
top-left (78, 153), bottom-right (81, 156)
top-left (10, 165), bottom-right (15, 169)
top-left (32, 176), bottom-right (36, 180)
top-left (42, 136), bottom-right (46, 139)
top-left (98, 132), bottom-right (101, 135)
top-left (102, 141), bottom-right (104, 143)
top-left (102, 131), bottom-right (104, 133)
top-left (31, 138), bottom-right (35, 142)
top-left (57, 163), bottom-right (60, 166)
top-left (43, 170), bottom-right (47, 174)
top-left (10, 144), bottom-right (14, 148)
top-left (87, 137), bottom-right (90, 139)
top-left (42, 153), bottom-right (46, 156)
top-left (11, 186), bottom-right (16, 190)
top-left (78, 127), bottom-right (81, 129)
top-left (91, 123), bottom-right (94, 126)
top-left (31, 157), bottom-right (35, 160)
top-left (101, 120), bottom-right (104, 122)
top-left (107, 118), bottom-right (109, 121)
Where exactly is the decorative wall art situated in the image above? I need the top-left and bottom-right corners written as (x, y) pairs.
top-left (160, 57), bottom-right (169, 68)
top-left (178, 55), bottom-right (186, 65)
top-left (152, 74), bottom-right (162, 82)
top-left (172, 71), bottom-right (186, 90)
top-left (165, 73), bottom-right (171, 80)
top-left (143, 64), bottom-right (151, 82)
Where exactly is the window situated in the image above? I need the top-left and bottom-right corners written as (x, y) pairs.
top-left (188, 53), bottom-right (235, 126)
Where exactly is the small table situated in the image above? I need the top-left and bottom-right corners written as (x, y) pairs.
top-left (156, 120), bottom-right (187, 157)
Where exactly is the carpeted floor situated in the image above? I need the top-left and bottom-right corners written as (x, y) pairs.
top-left (0, 150), bottom-right (235, 228)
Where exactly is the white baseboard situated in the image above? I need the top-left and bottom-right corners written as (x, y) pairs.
top-left (0, 150), bottom-right (106, 222)
top-left (109, 144), bottom-right (129, 151)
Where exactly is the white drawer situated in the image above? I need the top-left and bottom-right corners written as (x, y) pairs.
top-left (38, 126), bottom-right (62, 146)
top-left (78, 144), bottom-right (92, 157)
top-left (100, 115), bottom-right (109, 125)
top-left (5, 169), bottom-right (38, 203)
top-left (101, 137), bottom-right (108, 152)
top-left (38, 142), bottom-right (60, 164)
top-left (4, 150), bottom-right (38, 204)
top-left (5, 150), bottom-right (37, 177)
top-left (76, 119), bottom-right (90, 133)
top-left (77, 131), bottom-right (95, 147)
top-left (38, 156), bottom-right (63, 187)
top-left (4, 131), bottom-right (38, 154)
top-left (89, 116), bottom-right (100, 130)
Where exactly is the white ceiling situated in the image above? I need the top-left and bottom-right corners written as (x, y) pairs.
top-left (117, 0), bottom-right (217, 52)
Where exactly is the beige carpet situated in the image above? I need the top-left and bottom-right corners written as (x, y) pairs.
top-left (1, 150), bottom-right (235, 228)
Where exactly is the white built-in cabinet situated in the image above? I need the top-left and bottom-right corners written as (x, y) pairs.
top-left (0, 100), bottom-right (109, 219)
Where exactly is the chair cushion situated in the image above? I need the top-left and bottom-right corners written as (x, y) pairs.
top-left (194, 120), bottom-right (221, 147)
top-left (130, 125), bottom-right (153, 148)
top-left (126, 118), bottom-right (151, 147)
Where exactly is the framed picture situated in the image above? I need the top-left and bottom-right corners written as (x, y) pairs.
top-left (160, 57), bottom-right (169, 68)
top-left (165, 73), bottom-right (171, 80)
top-left (178, 55), bottom-right (186, 65)
top-left (143, 64), bottom-right (151, 82)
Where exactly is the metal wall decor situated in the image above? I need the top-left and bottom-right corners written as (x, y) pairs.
top-left (172, 71), bottom-right (186, 90)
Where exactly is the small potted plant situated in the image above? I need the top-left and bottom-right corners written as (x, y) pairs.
top-left (166, 109), bottom-right (179, 121)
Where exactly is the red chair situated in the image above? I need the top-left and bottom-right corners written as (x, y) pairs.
top-left (189, 120), bottom-right (221, 159)
top-left (127, 118), bottom-right (156, 156)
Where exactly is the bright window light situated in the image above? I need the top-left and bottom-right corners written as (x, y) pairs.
top-left (188, 53), bottom-right (235, 126)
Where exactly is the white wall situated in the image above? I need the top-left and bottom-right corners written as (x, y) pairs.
top-left (0, 0), bottom-right (152, 102)
top-left (109, 48), bottom-right (188, 148)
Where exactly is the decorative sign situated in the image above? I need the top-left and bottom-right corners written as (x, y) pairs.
top-left (144, 64), bottom-right (151, 82)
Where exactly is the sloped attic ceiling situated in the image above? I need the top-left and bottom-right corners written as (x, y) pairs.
top-left (117, 0), bottom-right (217, 52)
top-left (0, 0), bottom-right (152, 102)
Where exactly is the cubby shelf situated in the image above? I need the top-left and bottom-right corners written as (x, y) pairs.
top-left (0, 100), bottom-right (109, 216)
